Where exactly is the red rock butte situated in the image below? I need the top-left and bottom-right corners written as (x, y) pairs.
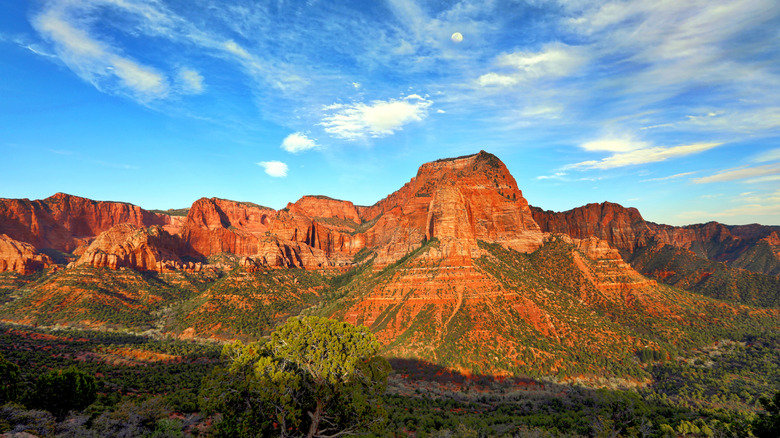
top-left (1, 151), bottom-right (778, 277)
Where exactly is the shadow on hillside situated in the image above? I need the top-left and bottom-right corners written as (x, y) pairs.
top-left (387, 357), bottom-right (547, 390)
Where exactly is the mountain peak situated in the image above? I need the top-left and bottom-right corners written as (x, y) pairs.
top-left (417, 150), bottom-right (504, 178)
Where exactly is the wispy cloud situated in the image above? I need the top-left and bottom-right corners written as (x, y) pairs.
top-left (478, 43), bottom-right (586, 87)
top-left (693, 163), bottom-right (780, 184)
top-left (744, 175), bottom-right (780, 184)
top-left (281, 133), bottom-right (318, 154)
top-left (710, 200), bottom-right (780, 220)
top-left (641, 171), bottom-right (697, 182)
top-left (579, 137), bottom-right (649, 153)
top-left (321, 94), bottom-right (433, 140)
top-left (566, 140), bottom-right (721, 170)
top-left (257, 161), bottom-right (288, 178)
top-left (33, 4), bottom-right (170, 101)
top-left (28, 0), bottom-right (307, 108)
top-left (177, 68), bottom-right (204, 94)
top-left (752, 148), bottom-right (780, 163)
top-left (537, 172), bottom-right (568, 181)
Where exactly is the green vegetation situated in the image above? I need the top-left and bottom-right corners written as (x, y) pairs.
top-left (0, 320), bottom-right (777, 437)
top-left (29, 366), bottom-right (97, 419)
top-left (0, 353), bottom-right (20, 404)
top-left (171, 267), bottom-right (328, 339)
top-left (149, 208), bottom-right (190, 217)
top-left (753, 391), bottom-right (780, 438)
top-left (0, 227), bottom-right (779, 436)
top-left (200, 317), bottom-right (391, 437)
top-left (631, 242), bottom-right (780, 307)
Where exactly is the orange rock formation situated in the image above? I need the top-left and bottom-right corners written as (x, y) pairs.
top-left (0, 193), bottom-right (173, 253)
top-left (0, 234), bottom-right (52, 274)
top-left (74, 224), bottom-right (182, 271)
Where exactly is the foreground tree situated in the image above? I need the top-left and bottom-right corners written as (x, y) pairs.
top-left (200, 316), bottom-right (391, 438)
top-left (753, 391), bottom-right (780, 438)
top-left (0, 353), bottom-right (21, 404)
top-left (30, 366), bottom-right (97, 419)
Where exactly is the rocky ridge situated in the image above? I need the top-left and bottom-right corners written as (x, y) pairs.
top-left (0, 234), bottom-right (52, 275)
top-left (1, 151), bottom-right (778, 380)
top-left (2, 152), bottom-right (778, 292)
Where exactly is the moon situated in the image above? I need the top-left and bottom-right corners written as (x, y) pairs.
top-left (451, 32), bottom-right (463, 43)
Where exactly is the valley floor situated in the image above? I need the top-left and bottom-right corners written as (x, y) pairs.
top-left (0, 322), bottom-right (778, 437)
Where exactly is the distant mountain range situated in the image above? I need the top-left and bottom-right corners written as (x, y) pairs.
top-left (1, 151), bottom-right (778, 382)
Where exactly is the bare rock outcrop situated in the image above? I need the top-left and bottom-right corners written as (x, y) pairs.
top-left (0, 234), bottom-right (52, 274)
top-left (0, 193), bottom-right (175, 253)
top-left (74, 224), bottom-right (182, 271)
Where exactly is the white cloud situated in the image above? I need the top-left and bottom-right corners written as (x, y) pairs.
top-left (752, 148), bottom-right (780, 163)
top-left (477, 73), bottom-right (518, 87)
top-left (497, 43), bottom-right (586, 78)
top-left (257, 161), bottom-right (288, 177)
top-left (223, 40), bottom-right (251, 59)
top-left (321, 94), bottom-right (433, 140)
top-left (684, 108), bottom-right (780, 134)
top-left (281, 132), bottom-right (318, 153)
top-left (693, 163), bottom-right (780, 184)
top-left (641, 171), bottom-right (697, 182)
top-left (177, 68), bottom-right (204, 94)
top-left (32, 3), bottom-right (169, 101)
top-left (537, 172), bottom-right (568, 180)
top-left (566, 142), bottom-right (721, 170)
top-left (28, 0), bottom-right (304, 106)
top-left (111, 58), bottom-right (167, 96)
top-left (580, 137), bottom-right (649, 153)
top-left (709, 193), bottom-right (780, 219)
top-left (478, 43), bottom-right (586, 88)
top-left (744, 175), bottom-right (780, 184)
top-left (739, 190), bottom-right (780, 204)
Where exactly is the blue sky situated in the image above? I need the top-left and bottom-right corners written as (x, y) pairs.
top-left (2, 0), bottom-right (779, 226)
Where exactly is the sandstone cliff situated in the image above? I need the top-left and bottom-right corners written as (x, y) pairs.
top-left (178, 152), bottom-right (546, 270)
top-left (74, 224), bottom-right (183, 271)
top-left (531, 202), bottom-right (780, 276)
top-left (363, 151), bottom-right (544, 267)
top-left (530, 202), bottom-right (653, 254)
top-left (286, 195), bottom-right (362, 224)
top-left (0, 234), bottom-right (52, 275)
top-left (179, 197), bottom-right (362, 268)
top-left (0, 193), bottom-right (174, 253)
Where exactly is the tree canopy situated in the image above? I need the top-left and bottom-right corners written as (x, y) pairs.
top-left (30, 365), bottom-right (97, 419)
top-left (0, 352), bottom-right (21, 404)
top-left (753, 391), bottom-right (780, 438)
top-left (200, 316), bottom-right (391, 438)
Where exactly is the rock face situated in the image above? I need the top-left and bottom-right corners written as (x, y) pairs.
top-left (0, 193), bottom-right (174, 253)
top-left (0, 234), bottom-right (52, 274)
top-left (3, 152), bottom-right (778, 281)
top-left (178, 153), bottom-right (544, 269)
top-left (179, 197), bottom-right (361, 268)
top-left (531, 202), bottom-right (780, 276)
top-left (363, 151), bottom-right (544, 267)
top-left (531, 202), bottom-right (653, 254)
top-left (286, 195), bottom-right (363, 224)
top-left (75, 224), bottom-right (183, 271)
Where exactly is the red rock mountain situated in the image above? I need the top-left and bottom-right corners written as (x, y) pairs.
top-left (2, 151), bottom-right (778, 379)
top-left (2, 152), bottom-right (778, 283)
top-left (531, 202), bottom-right (780, 273)
top-left (75, 224), bottom-right (183, 272)
top-left (530, 202), bottom-right (653, 254)
top-left (0, 192), bottom-right (173, 253)
top-left (0, 234), bottom-right (52, 275)
top-left (362, 152), bottom-right (543, 267)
